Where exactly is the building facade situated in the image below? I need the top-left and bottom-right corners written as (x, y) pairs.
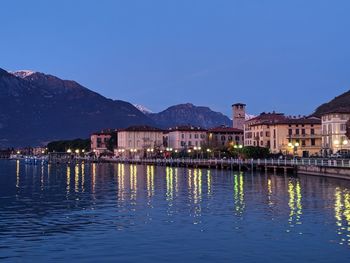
top-left (167, 126), bottom-right (207, 151)
top-left (116, 126), bottom-right (165, 158)
top-left (321, 110), bottom-right (350, 155)
top-left (208, 126), bottom-right (244, 149)
top-left (244, 112), bottom-right (322, 157)
top-left (90, 132), bottom-right (113, 156)
top-left (232, 103), bottom-right (246, 130)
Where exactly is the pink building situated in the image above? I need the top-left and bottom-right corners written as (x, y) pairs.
top-left (90, 132), bottom-right (113, 156)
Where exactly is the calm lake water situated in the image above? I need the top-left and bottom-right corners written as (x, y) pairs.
top-left (0, 160), bottom-right (350, 262)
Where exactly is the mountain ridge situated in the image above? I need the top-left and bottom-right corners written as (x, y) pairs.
top-left (0, 68), bottom-right (155, 147)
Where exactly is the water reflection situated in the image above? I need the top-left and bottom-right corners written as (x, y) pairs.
top-left (233, 173), bottom-right (245, 215)
top-left (66, 165), bottom-right (71, 196)
top-left (334, 187), bottom-right (350, 246)
top-left (1, 161), bottom-right (350, 261)
top-left (287, 179), bottom-right (303, 231)
top-left (166, 167), bottom-right (173, 201)
top-left (130, 164), bottom-right (137, 202)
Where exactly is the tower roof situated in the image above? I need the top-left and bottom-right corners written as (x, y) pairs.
top-left (232, 103), bottom-right (246, 107)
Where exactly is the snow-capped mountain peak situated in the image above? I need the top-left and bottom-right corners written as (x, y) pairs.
top-left (134, 104), bottom-right (153, 114)
top-left (11, 70), bottom-right (36, 78)
top-left (245, 113), bottom-right (256, 120)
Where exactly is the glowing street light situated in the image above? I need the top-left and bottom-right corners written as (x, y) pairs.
top-left (67, 149), bottom-right (72, 153)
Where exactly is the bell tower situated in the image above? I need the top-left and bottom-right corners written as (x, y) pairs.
top-left (232, 103), bottom-right (246, 130)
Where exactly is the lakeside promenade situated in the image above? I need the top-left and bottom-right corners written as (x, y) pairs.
top-left (63, 156), bottom-right (350, 180)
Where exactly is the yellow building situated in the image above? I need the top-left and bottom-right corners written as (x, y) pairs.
top-left (244, 112), bottom-right (322, 157)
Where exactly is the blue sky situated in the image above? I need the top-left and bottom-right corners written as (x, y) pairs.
top-left (1, 0), bottom-right (349, 117)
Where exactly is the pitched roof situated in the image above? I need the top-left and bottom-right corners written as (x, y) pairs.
top-left (208, 126), bottom-right (243, 133)
top-left (168, 125), bottom-right (207, 132)
top-left (119, 125), bottom-right (165, 132)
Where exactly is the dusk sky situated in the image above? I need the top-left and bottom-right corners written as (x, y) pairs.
top-left (1, 0), bottom-right (349, 117)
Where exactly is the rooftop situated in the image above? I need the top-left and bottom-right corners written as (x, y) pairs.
top-left (168, 125), bottom-right (207, 132)
top-left (119, 125), bottom-right (165, 132)
top-left (208, 126), bottom-right (243, 133)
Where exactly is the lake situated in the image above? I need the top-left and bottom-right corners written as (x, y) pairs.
top-left (0, 160), bottom-right (349, 262)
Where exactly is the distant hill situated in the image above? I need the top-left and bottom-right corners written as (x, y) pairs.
top-left (313, 90), bottom-right (350, 116)
top-left (147, 103), bottom-right (232, 128)
top-left (0, 69), bottom-right (154, 147)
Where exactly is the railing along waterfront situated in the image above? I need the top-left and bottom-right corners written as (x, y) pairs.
top-left (97, 157), bottom-right (350, 169)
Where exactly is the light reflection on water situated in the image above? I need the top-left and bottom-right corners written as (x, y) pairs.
top-left (0, 160), bottom-right (350, 262)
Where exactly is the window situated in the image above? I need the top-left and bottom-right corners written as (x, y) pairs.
top-left (302, 129), bottom-right (305, 135)
top-left (302, 140), bottom-right (306, 147)
top-left (288, 129), bottom-right (292, 136)
top-left (260, 141), bottom-right (263, 146)
top-left (341, 124), bottom-right (347, 131)
top-left (311, 138), bottom-right (316, 146)
top-left (181, 141), bottom-right (186, 146)
top-left (188, 141), bottom-right (192, 146)
top-left (189, 134), bottom-right (192, 139)
top-left (228, 136), bottom-right (233, 141)
top-left (181, 134), bottom-right (185, 139)
top-left (296, 129), bottom-right (300, 135)
top-left (194, 134), bottom-right (199, 139)
top-left (221, 135), bottom-right (226, 141)
top-left (311, 128), bottom-right (315, 135)
top-left (235, 136), bottom-right (240, 141)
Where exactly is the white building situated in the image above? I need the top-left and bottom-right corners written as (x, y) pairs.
top-left (116, 126), bottom-right (165, 158)
top-left (321, 110), bottom-right (350, 155)
top-left (167, 126), bottom-right (207, 151)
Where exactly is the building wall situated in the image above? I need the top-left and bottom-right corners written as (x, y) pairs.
top-left (90, 133), bottom-right (112, 155)
top-left (168, 131), bottom-right (207, 150)
top-left (208, 132), bottom-right (244, 148)
top-left (117, 131), bottom-right (164, 150)
top-left (276, 123), bottom-right (322, 156)
top-left (232, 104), bottom-right (246, 130)
top-left (244, 122), bottom-right (322, 156)
top-left (321, 113), bottom-right (350, 155)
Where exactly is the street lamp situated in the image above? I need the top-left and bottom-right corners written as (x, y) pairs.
top-left (334, 139), bottom-right (348, 153)
top-left (67, 149), bottom-right (72, 153)
top-left (288, 142), bottom-right (299, 156)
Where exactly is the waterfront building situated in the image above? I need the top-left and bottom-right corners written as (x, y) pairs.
top-left (207, 126), bottom-right (244, 149)
top-left (90, 131), bottom-right (113, 156)
top-left (321, 109), bottom-right (350, 155)
top-left (232, 103), bottom-right (246, 130)
top-left (244, 112), bottom-right (322, 157)
top-left (167, 126), bottom-right (207, 151)
top-left (116, 125), bottom-right (165, 158)
top-left (32, 146), bottom-right (47, 156)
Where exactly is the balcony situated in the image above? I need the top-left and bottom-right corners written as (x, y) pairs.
top-left (288, 134), bottom-right (321, 139)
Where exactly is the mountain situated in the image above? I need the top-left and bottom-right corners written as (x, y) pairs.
top-left (313, 90), bottom-right (350, 116)
top-left (147, 103), bottom-right (232, 128)
top-left (133, 104), bottom-right (153, 114)
top-left (0, 69), bottom-right (154, 147)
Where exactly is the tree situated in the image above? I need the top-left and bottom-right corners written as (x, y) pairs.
top-left (228, 146), bottom-right (270, 159)
top-left (47, 138), bottom-right (90, 152)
